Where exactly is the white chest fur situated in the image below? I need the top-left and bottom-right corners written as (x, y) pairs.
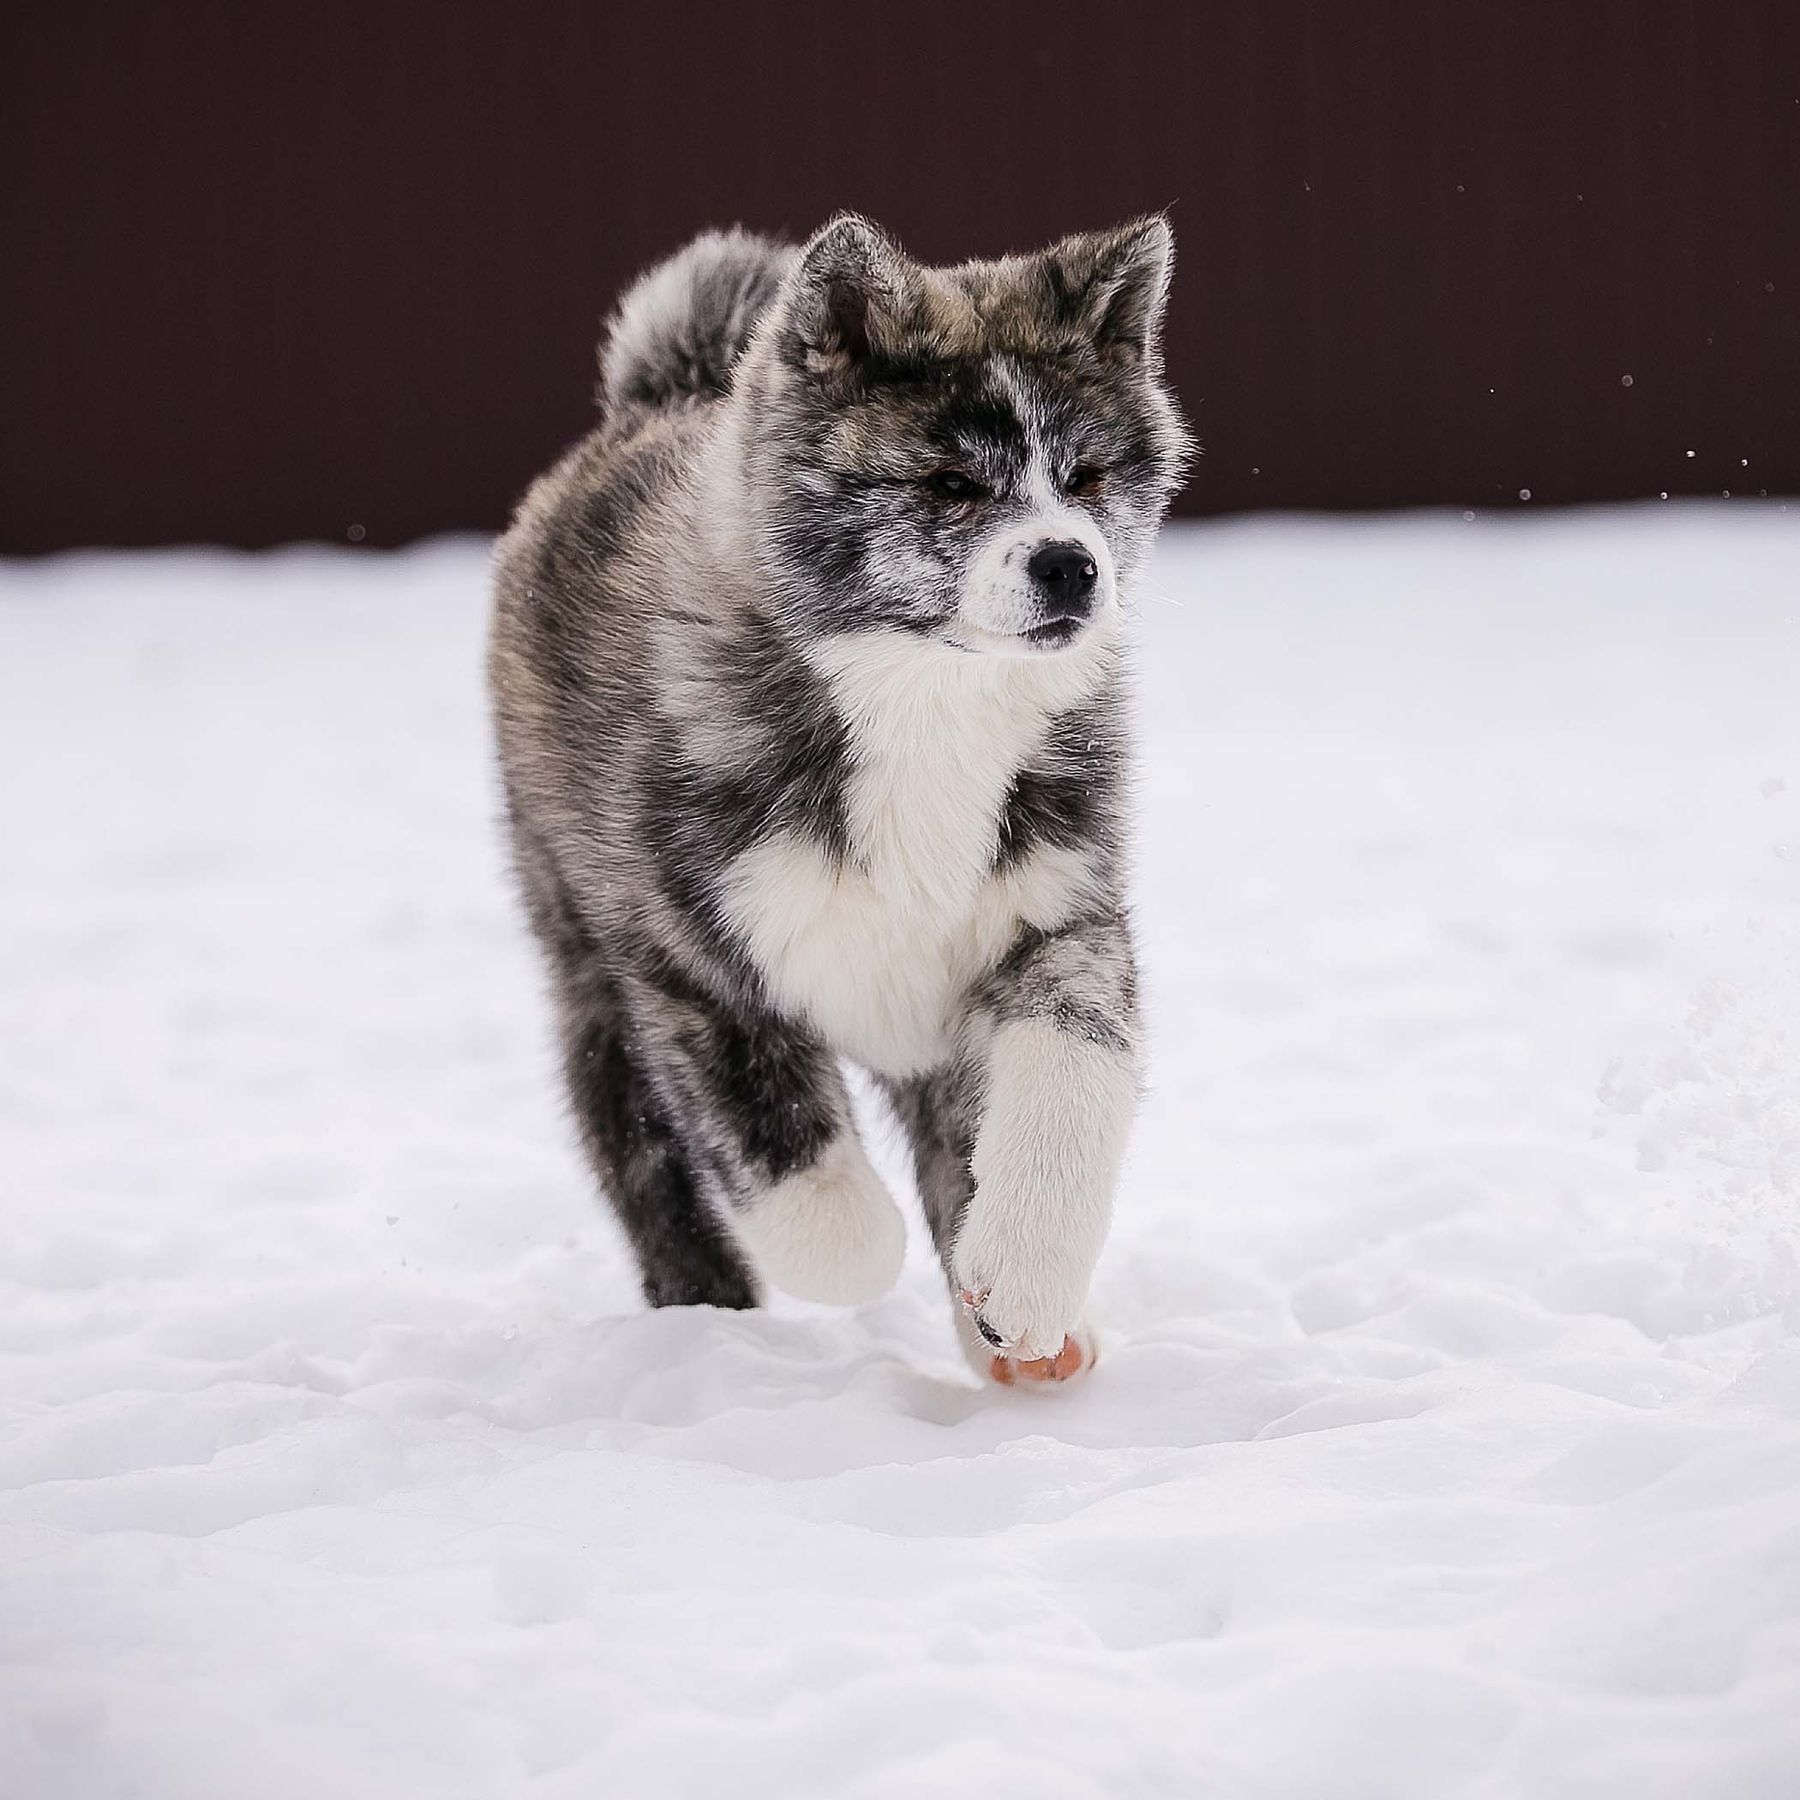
top-left (720, 631), bottom-right (1110, 1076)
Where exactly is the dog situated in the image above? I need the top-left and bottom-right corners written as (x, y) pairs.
top-left (489, 214), bottom-right (1190, 1381)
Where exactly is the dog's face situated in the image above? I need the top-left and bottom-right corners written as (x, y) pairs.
top-left (743, 216), bottom-right (1193, 657)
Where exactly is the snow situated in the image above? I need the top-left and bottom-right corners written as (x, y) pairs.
top-left (4, 508), bottom-right (1799, 1799)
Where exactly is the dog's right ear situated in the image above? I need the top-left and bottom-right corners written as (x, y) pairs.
top-left (778, 215), bottom-right (914, 385)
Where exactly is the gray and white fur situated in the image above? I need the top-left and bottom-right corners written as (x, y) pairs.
top-left (489, 215), bottom-right (1191, 1375)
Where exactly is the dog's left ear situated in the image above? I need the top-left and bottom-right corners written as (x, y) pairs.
top-left (1045, 216), bottom-right (1175, 367)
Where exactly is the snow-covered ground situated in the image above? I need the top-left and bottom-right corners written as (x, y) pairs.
top-left (3, 510), bottom-right (1798, 1799)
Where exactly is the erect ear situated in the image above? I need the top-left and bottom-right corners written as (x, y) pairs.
top-left (1044, 216), bottom-right (1175, 366)
top-left (778, 214), bottom-right (916, 384)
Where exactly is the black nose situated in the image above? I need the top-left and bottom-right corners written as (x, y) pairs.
top-left (1027, 542), bottom-right (1099, 619)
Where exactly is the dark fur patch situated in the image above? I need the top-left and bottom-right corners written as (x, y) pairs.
top-left (636, 669), bottom-right (851, 941)
top-left (980, 918), bottom-right (1139, 1057)
top-left (563, 982), bottom-right (760, 1311)
top-left (880, 1066), bottom-right (980, 1258)
top-left (674, 1005), bottom-right (840, 1185)
top-left (995, 699), bottom-right (1125, 874)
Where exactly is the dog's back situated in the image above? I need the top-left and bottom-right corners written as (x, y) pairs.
top-left (487, 229), bottom-right (792, 927)
top-left (492, 227), bottom-right (791, 680)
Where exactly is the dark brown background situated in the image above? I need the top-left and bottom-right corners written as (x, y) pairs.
top-left (4, 0), bottom-right (1796, 552)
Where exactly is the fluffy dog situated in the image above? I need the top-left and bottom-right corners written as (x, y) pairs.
top-left (489, 215), bottom-right (1190, 1380)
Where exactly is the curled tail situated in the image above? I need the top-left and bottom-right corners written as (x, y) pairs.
top-left (598, 228), bottom-right (794, 418)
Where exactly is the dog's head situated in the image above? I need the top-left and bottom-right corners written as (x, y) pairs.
top-left (738, 215), bottom-right (1193, 657)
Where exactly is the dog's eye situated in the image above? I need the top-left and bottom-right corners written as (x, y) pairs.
top-left (926, 469), bottom-right (986, 502)
top-left (1063, 465), bottom-right (1106, 496)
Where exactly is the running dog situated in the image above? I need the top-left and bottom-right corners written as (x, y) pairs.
top-left (489, 215), bottom-right (1190, 1381)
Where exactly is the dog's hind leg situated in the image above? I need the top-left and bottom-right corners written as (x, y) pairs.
top-left (511, 810), bottom-right (760, 1309)
top-left (559, 966), bottom-right (761, 1310)
top-left (620, 964), bottom-right (907, 1307)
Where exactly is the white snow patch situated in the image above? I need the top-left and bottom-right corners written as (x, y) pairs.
top-left (3, 510), bottom-right (1799, 1798)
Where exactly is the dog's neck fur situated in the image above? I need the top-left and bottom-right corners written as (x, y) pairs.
top-left (803, 623), bottom-right (1112, 883)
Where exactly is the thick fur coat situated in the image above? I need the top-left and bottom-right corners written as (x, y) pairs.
top-left (489, 215), bottom-right (1190, 1379)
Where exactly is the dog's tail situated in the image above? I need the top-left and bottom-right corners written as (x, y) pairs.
top-left (598, 228), bottom-right (794, 418)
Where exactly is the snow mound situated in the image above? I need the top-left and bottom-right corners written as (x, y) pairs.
top-left (1600, 922), bottom-right (1800, 1322)
top-left (3, 510), bottom-right (1798, 1798)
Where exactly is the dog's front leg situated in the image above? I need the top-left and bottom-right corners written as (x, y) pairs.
top-left (952, 917), bottom-right (1142, 1375)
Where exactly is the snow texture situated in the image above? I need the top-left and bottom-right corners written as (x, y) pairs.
top-left (4, 510), bottom-right (1799, 1799)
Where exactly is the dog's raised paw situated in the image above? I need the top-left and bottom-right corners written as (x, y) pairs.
top-left (957, 1289), bottom-right (1098, 1385)
top-left (952, 1235), bottom-right (1089, 1361)
top-left (988, 1326), bottom-right (1097, 1385)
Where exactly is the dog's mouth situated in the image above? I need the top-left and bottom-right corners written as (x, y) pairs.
top-left (947, 616), bottom-right (1098, 658)
top-left (1020, 618), bottom-right (1085, 651)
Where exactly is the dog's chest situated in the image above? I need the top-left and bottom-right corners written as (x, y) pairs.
top-left (719, 644), bottom-right (1099, 1076)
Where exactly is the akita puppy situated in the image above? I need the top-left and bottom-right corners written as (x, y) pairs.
top-left (490, 215), bottom-right (1190, 1381)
